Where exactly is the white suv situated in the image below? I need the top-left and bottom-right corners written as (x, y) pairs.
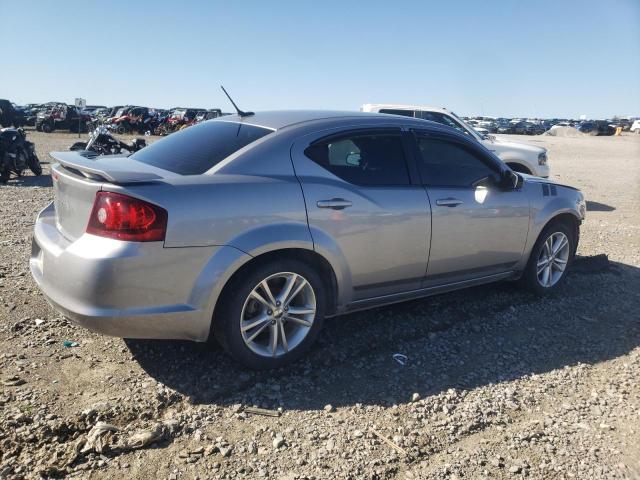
top-left (361, 104), bottom-right (550, 177)
top-left (631, 120), bottom-right (640, 134)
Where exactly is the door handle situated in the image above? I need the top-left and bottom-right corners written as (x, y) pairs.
top-left (317, 198), bottom-right (352, 210)
top-left (436, 198), bottom-right (463, 207)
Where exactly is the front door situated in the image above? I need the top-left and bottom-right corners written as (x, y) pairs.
top-left (292, 128), bottom-right (431, 300)
top-left (411, 131), bottom-right (530, 286)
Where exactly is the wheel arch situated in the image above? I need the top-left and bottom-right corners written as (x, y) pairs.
top-left (217, 247), bottom-right (339, 316)
top-left (539, 212), bottom-right (581, 258)
top-left (505, 161), bottom-right (532, 175)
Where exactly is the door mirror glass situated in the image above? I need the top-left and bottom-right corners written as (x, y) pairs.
top-left (501, 170), bottom-right (519, 190)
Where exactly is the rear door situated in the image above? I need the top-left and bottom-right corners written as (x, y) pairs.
top-left (410, 130), bottom-right (530, 286)
top-left (292, 128), bottom-right (431, 300)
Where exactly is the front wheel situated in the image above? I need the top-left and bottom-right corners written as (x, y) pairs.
top-left (519, 221), bottom-right (575, 295)
top-left (212, 259), bottom-right (326, 369)
top-left (27, 156), bottom-right (42, 176)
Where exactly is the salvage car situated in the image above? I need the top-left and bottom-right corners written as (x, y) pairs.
top-left (30, 111), bottom-right (585, 368)
top-left (577, 121), bottom-right (615, 136)
top-left (36, 104), bottom-right (91, 133)
top-left (362, 104), bottom-right (550, 176)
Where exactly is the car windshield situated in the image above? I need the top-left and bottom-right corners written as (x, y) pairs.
top-left (131, 121), bottom-right (273, 175)
top-left (448, 111), bottom-right (479, 137)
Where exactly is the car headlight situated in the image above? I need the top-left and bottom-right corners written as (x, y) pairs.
top-left (577, 193), bottom-right (586, 220)
top-left (538, 152), bottom-right (548, 165)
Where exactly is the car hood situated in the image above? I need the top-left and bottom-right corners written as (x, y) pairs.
top-left (520, 173), bottom-right (579, 191)
top-left (487, 136), bottom-right (547, 154)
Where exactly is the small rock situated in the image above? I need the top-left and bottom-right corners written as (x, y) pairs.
top-left (411, 392), bottom-right (420, 402)
top-left (273, 435), bottom-right (285, 449)
top-left (2, 376), bottom-right (25, 387)
top-left (324, 404), bottom-right (335, 413)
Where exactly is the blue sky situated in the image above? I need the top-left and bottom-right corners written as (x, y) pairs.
top-left (1, 0), bottom-right (638, 118)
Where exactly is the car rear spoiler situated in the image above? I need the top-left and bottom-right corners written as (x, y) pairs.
top-left (49, 151), bottom-right (164, 184)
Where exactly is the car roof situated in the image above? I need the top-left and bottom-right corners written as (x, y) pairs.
top-left (361, 103), bottom-right (451, 115)
top-left (213, 109), bottom-right (438, 131)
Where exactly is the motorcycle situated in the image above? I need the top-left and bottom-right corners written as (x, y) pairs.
top-left (69, 126), bottom-right (147, 155)
top-left (0, 127), bottom-right (42, 183)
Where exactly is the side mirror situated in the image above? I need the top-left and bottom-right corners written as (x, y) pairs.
top-left (500, 170), bottom-right (519, 190)
top-left (346, 152), bottom-right (361, 166)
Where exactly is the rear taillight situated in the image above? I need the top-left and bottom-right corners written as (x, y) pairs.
top-left (86, 192), bottom-right (167, 242)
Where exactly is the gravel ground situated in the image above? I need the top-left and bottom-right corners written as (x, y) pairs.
top-left (1, 130), bottom-right (639, 479)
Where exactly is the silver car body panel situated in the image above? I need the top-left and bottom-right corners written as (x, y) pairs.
top-left (31, 111), bottom-right (585, 342)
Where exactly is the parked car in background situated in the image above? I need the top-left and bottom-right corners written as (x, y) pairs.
top-left (496, 120), bottom-right (513, 134)
top-left (631, 120), bottom-right (640, 134)
top-left (361, 104), bottom-right (549, 176)
top-left (30, 110), bottom-right (584, 368)
top-left (0, 99), bottom-right (26, 127)
top-left (512, 121), bottom-right (545, 135)
top-left (36, 104), bottom-right (92, 133)
top-left (577, 121), bottom-right (615, 136)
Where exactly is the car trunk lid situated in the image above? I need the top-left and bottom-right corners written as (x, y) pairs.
top-left (50, 151), bottom-right (171, 241)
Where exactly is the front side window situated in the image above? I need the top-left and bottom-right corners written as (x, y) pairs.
top-left (415, 135), bottom-right (495, 188)
top-left (305, 131), bottom-right (410, 186)
top-left (132, 121), bottom-right (273, 175)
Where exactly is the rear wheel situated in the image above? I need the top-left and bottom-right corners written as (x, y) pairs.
top-left (41, 123), bottom-right (53, 133)
top-left (212, 259), bottom-right (326, 369)
top-left (519, 221), bottom-right (575, 295)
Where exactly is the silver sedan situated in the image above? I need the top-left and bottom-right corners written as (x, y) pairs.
top-left (30, 111), bottom-right (586, 368)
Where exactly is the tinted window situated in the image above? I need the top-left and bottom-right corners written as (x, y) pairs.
top-left (305, 132), bottom-right (410, 186)
top-left (132, 121), bottom-right (272, 175)
top-left (417, 111), bottom-right (467, 134)
top-left (416, 136), bottom-right (495, 187)
top-left (379, 109), bottom-right (415, 118)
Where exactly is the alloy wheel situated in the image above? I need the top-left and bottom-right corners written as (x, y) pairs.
top-left (536, 232), bottom-right (570, 287)
top-left (240, 272), bottom-right (316, 358)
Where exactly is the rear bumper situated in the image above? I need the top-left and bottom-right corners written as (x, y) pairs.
top-left (30, 202), bottom-right (226, 341)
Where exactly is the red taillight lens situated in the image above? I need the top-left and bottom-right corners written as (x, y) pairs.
top-left (86, 192), bottom-right (167, 242)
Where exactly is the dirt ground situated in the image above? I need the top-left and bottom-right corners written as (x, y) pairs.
top-left (1, 130), bottom-right (639, 480)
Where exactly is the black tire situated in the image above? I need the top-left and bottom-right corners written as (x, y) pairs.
top-left (41, 123), bottom-right (53, 133)
top-left (27, 156), bottom-right (42, 176)
top-left (70, 142), bottom-right (88, 151)
top-left (0, 167), bottom-right (10, 183)
top-left (518, 220), bottom-right (576, 295)
top-left (212, 259), bottom-right (326, 369)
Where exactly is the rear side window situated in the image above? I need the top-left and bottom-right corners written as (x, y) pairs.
top-left (379, 109), bottom-right (415, 118)
top-left (415, 136), bottom-right (495, 188)
top-left (131, 121), bottom-right (272, 175)
top-left (417, 111), bottom-right (467, 134)
top-left (304, 131), bottom-right (410, 186)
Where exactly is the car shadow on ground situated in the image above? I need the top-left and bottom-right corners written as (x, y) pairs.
top-left (586, 200), bottom-right (615, 212)
top-left (127, 257), bottom-right (640, 411)
top-left (5, 174), bottom-right (53, 188)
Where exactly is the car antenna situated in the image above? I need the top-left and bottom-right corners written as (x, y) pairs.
top-left (220, 85), bottom-right (254, 117)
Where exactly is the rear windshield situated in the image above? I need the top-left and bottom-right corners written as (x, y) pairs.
top-left (131, 121), bottom-right (273, 175)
